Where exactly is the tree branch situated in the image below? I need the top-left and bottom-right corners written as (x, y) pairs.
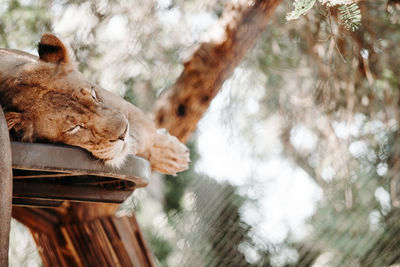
top-left (152, 0), bottom-right (282, 142)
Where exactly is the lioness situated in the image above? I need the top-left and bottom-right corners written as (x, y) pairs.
top-left (0, 34), bottom-right (189, 175)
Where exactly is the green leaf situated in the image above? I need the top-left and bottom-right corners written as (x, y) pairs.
top-left (286, 0), bottom-right (317, 20)
top-left (339, 2), bottom-right (362, 31)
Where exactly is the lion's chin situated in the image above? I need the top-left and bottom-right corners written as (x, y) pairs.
top-left (91, 137), bottom-right (132, 169)
top-left (103, 145), bottom-right (129, 168)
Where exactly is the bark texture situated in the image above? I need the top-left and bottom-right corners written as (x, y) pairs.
top-left (153, 0), bottom-right (282, 142)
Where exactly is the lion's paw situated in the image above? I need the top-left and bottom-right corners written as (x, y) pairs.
top-left (148, 129), bottom-right (190, 175)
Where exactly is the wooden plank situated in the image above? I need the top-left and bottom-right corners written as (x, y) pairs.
top-left (68, 224), bottom-right (90, 267)
top-left (13, 173), bottom-right (80, 179)
top-left (87, 221), bottom-right (112, 266)
top-left (114, 217), bottom-right (148, 267)
top-left (12, 198), bottom-right (63, 207)
top-left (129, 215), bottom-right (156, 266)
top-left (60, 226), bottom-right (84, 267)
top-left (13, 181), bottom-right (134, 203)
top-left (101, 217), bottom-right (132, 267)
top-left (93, 219), bottom-right (121, 266)
top-left (35, 233), bottom-right (54, 266)
top-left (33, 232), bottom-right (67, 267)
top-left (78, 223), bottom-right (102, 266)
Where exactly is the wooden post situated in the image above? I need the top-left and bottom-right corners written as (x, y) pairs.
top-left (13, 203), bottom-right (155, 267)
top-left (0, 105), bottom-right (12, 266)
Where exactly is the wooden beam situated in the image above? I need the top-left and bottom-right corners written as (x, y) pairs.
top-left (12, 198), bottom-right (63, 208)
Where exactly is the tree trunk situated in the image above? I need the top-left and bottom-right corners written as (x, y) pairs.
top-left (12, 0), bottom-right (282, 265)
top-left (153, 0), bottom-right (282, 142)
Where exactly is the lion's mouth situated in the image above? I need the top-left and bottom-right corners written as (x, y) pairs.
top-left (90, 136), bottom-right (132, 168)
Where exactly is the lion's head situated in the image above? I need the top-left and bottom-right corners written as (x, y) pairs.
top-left (0, 34), bottom-right (131, 166)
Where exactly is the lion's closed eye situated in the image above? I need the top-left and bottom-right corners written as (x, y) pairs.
top-left (91, 88), bottom-right (98, 102)
top-left (66, 124), bottom-right (83, 134)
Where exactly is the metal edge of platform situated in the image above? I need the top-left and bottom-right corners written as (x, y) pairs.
top-left (12, 181), bottom-right (134, 204)
top-left (11, 142), bottom-right (151, 188)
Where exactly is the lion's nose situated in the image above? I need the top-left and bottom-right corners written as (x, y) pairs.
top-left (118, 125), bottom-right (128, 141)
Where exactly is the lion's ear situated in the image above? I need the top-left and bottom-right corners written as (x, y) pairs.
top-left (38, 34), bottom-right (69, 64)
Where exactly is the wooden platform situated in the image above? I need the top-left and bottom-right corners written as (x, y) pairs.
top-left (9, 142), bottom-right (156, 266)
top-left (11, 142), bottom-right (151, 207)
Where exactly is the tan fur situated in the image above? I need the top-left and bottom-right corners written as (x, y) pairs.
top-left (0, 34), bottom-right (189, 175)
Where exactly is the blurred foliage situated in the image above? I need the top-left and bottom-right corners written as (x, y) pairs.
top-left (146, 232), bottom-right (173, 265)
top-left (235, 0), bottom-right (400, 265)
top-left (0, 0), bottom-right (53, 49)
top-left (163, 140), bottom-right (199, 214)
top-left (157, 175), bottom-right (273, 267)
